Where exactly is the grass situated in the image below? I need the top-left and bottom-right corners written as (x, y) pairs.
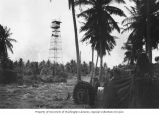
top-left (0, 76), bottom-right (91, 109)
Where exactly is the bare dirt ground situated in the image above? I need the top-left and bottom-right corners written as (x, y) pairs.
top-left (0, 77), bottom-right (91, 109)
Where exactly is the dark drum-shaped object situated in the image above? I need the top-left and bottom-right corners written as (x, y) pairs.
top-left (73, 81), bottom-right (96, 107)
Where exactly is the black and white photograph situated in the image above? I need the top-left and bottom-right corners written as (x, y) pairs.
top-left (0, 0), bottom-right (159, 112)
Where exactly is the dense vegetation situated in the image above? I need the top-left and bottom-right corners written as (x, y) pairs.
top-left (0, 58), bottom-right (102, 84)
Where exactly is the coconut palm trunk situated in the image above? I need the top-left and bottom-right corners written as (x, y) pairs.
top-left (91, 47), bottom-right (94, 77)
top-left (70, 1), bottom-right (81, 81)
top-left (95, 54), bottom-right (99, 71)
top-left (92, 53), bottom-right (98, 81)
top-left (99, 41), bottom-right (103, 82)
top-left (146, 0), bottom-right (152, 63)
top-left (90, 47), bottom-right (95, 85)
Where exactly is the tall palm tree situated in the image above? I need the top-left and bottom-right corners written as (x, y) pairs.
top-left (122, 0), bottom-right (159, 63)
top-left (76, 0), bottom-right (125, 81)
top-left (68, 0), bottom-right (81, 82)
top-left (0, 25), bottom-right (16, 60)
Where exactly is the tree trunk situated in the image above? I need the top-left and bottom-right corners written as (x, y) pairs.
top-left (99, 55), bottom-right (103, 82)
top-left (90, 47), bottom-right (94, 85)
top-left (146, 0), bottom-right (152, 63)
top-left (95, 54), bottom-right (99, 74)
top-left (146, 40), bottom-right (152, 63)
top-left (91, 47), bottom-right (94, 76)
top-left (99, 41), bottom-right (103, 82)
top-left (71, 2), bottom-right (81, 81)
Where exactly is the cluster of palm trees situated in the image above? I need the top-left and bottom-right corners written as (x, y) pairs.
top-left (77, 0), bottom-right (126, 81)
top-left (122, 0), bottom-right (159, 64)
top-left (63, 0), bottom-right (159, 82)
top-left (66, 0), bottom-right (126, 82)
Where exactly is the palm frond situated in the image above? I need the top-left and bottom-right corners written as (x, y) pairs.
top-left (102, 11), bottom-right (120, 32)
top-left (77, 8), bottom-right (95, 18)
top-left (113, 0), bottom-right (125, 4)
top-left (74, 0), bottom-right (94, 7)
top-left (76, 0), bottom-right (125, 57)
top-left (106, 5), bottom-right (126, 17)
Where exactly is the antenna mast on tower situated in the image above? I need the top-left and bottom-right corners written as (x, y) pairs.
top-left (49, 19), bottom-right (62, 63)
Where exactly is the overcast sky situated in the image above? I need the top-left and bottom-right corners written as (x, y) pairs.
top-left (0, 0), bottom-right (158, 68)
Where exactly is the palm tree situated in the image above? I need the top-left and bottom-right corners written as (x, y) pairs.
top-left (68, 0), bottom-right (81, 81)
top-left (0, 25), bottom-right (16, 61)
top-left (76, 0), bottom-right (125, 81)
top-left (79, 17), bottom-right (96, 82)
top-left (122, 0), bottom-right (159, 63)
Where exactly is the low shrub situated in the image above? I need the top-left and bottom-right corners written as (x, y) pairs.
top-left (40, 75), bottom-right (54, 83)
top-left (0, 69), bottom-right (17, 84)
top-left (39, 71), bottom-right (68, 83)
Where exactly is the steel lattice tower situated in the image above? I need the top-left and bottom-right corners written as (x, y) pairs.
top-left (49, 20), bottom-right (62, 63)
